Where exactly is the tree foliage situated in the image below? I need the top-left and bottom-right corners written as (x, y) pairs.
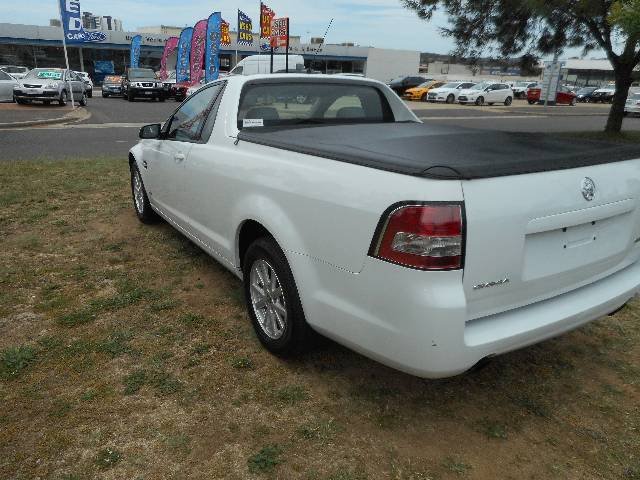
top-left (402, 0), bottom-right (640, 132)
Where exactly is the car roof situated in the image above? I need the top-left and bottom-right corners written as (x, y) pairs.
top-left (227, 73), bottom-right (387, 88)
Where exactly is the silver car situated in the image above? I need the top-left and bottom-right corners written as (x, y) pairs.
top-left (0, 65), bottom-right (30, 80)
top-left (13, 68), bottom-right (87, 106)
top-left (0, 69), bottom-right (19, 102)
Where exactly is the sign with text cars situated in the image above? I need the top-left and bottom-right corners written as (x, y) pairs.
top-left (159, 37), bottom-right (179, 81)
top-left (58, 0), bottom-right (106, 43)
top-left (237, 10), bottom-right (253, 46)
top-left (205, 12), bottom-right (222, 82)
top-left (270, 17), bottom-right (289, 48)
top-left (260, 2), bottom-right (275, 46)
top-left (130, 34), bottom-right (142, 68)
top-left (190, 20), bottom-right (207, 83)
top-left (176, 27), bottom-right (194, 83)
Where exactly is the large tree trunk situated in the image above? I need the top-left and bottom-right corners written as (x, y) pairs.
top-left (605, 66), bottom-right (633, 133)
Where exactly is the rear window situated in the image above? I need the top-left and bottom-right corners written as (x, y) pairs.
top-left (237, 82), bottom-right (394, 129)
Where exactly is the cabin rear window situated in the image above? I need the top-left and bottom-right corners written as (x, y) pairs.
top-left (237, 82), bottom-right (394, 129)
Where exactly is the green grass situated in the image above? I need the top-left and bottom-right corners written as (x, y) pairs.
top-left (0, 345), bottom-right (36, 379)
top-left (247, 444), bottom-right (283, 473)
top-left (0, 158), bottom-right (639, 479)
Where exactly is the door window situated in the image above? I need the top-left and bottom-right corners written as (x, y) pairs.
top-left (166, 83), bottom-right (223, 143)
top-left (0, 70), bottom-right (12, 81)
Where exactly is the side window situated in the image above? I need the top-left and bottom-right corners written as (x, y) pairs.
top-left (166, 83), bottom-right (222, 143)
top-left (0, 70), bottom-right (11, 81)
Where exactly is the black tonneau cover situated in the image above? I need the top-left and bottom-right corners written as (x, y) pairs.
top-left (237, 123), bottom-right (640, 180)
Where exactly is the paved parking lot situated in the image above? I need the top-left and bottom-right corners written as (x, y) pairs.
top-left (0, 96), bottom-right (638, 161)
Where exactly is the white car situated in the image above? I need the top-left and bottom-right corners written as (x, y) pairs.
top-left (591, 86), bottom-right (615, 103)
top-left (624, 91), bottom-right (640, 116)
top-left (74, 71), bottom-right (93, 97)
top-left (426, 81), bottom-right (476, 103)
top-left (512, 81), bottom-right (538, 99)
top-left (458, 82), bottom-right (514, 106)
top-left (0, 68), bottom-right (19, 102)
top-left (0, 65), bottom-right (30, 80)
top-left (129, 74), bottom-right (640, 379)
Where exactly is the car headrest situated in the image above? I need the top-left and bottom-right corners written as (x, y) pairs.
top-left (336, 107), bottom-right (366, 119)
top-left (245, 107), bottom-right (280, 121)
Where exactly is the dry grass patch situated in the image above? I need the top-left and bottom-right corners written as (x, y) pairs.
top-left (0, 158), bottom-right (639, 479)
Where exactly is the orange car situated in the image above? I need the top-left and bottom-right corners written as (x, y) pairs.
top-left (403, 80), bottom-right (446, 101)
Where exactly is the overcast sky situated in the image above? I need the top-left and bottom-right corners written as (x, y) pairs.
top-left (2, 0), bottom-right (597, 58)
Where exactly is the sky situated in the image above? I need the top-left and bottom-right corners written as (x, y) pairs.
top-left (1, 0), bottom-right (460, 53)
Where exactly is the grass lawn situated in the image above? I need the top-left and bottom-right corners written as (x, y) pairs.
top-left (0, 158), bottom-right (639, 479)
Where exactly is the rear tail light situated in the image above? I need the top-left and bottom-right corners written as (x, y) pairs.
top-left (370, 204), bottom-right (464, 270)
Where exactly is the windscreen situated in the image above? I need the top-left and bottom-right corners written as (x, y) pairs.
top-left (104, 75), bottom-right (122, 84)
top-left (440, 82), bottom-right (460, 89)
top-left (238, 82), bottom-right (394, 129)
top-left (129, 68), bottom-right (156, 79)
top-left (26, 69), bottom-right (63, 80)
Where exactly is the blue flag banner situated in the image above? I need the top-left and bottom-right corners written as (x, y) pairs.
top-left (130, 35), bottom-right (142, 68)
top-left (176, 27), bottom-right (194, 83)
top-left (237, 10), bottom-right (253, 46)
top-left (58, 0), bottom-right (106, 43)
top-left (205, 13), bottom-right (222, 83)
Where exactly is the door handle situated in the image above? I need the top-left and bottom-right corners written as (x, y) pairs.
top-left (174, 153), bottom-right (185, 163)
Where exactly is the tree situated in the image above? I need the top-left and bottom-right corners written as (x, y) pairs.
top-left (402, 0), bottom-right (640, 133)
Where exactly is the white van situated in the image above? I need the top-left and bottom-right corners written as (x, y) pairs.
top-left (229, 54), bottom-right (305, 75)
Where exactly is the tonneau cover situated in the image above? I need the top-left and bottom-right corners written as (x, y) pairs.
top-left (237, 123), bottom-right (640, 180)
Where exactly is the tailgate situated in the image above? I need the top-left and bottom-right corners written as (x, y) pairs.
top-left (462, 159), bottom-right (640, 320)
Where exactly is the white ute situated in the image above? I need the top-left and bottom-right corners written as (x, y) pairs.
top-left (129, 74), bottom-right (640, 378)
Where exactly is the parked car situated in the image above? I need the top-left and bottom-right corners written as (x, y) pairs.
top-left (13, 68), bottom-right (87, 106)
top-left (575, 86), bottom-right (599, 103)
top-left (402, 80), bottom-right (446, 101)
top-left (229, 54), bottom-right (306, 76)
top-left (162, 70), bottom-right (177, 98)
top-left (0, 68), bottom-right (19, 102)
top-left (173, 81), bottom-right (190, 102)
top-left (527, 85), bottom-right (577, 105)
top-left (512, 81), bottom-right (538, 99)
top-left (0, 65), bottom-right (30, 80)
top-left (101, 75), bottom-right (123, 97)
top-left (427, 81), bottom-right (477, 103)
top-left (128, 74), bottom-right (640, 379)
top-left (624, 91), bottom-right (640, 116)
top-left (458, 82), bottom-right (514, 105)
top-left (387, 75), bottom-right (428, 96)
top-left (74, 71), bottom-right (93, 97)
top-left (590, 86), bottom-right (615, 103)
top-left (122, 67), bottom-right (166, 102)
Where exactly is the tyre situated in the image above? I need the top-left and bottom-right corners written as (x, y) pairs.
top-left (475, 96), bottom-right (484, 106)
top-left (421, 93), bottom-right (428, 102)
top-left (44, 100), bottom-right (50, 106)
top-left (488, 102), bottom-right (494, 106)
top-left (58, 90), bottom-right (68, 106)
top-left (87, 90), bottom-right (92, 98)
top-left (446, 94), bottom-right (455, 104)
top-left (624, 111), bottom-right (629, 117)
top-left (528, 100), bottom-right (536, 105)
top-left (570, 97), bottom-right (577, 106)
top-left (159, 95), bottom-right (165, 102)
top-left (79, 92), bottom-right (87, 106)
top-left (102, 92), bottom-right (109, 98)
top-left (504, 96), bottom-right (512, 106)
top-left (128, 91), bottom-right (135, 102)
top-left (130, 163), bottom-right (158, 224)
top-left (243, 236), bottom-right (313, 355)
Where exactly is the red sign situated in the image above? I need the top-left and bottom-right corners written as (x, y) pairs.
top-left (260, 2), bottom-right (275, 39)
top-left (270, 17), bottom-right (289, 48)
top-left (221, 19), bottom-right (231, 45)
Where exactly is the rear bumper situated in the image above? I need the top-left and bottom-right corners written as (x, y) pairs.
top-left (293, 251), bottom-right (640, 379)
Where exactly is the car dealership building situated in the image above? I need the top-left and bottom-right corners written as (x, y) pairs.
top-left (0, 22), bottom-right (420, 83)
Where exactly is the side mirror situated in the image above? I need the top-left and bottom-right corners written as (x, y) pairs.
top-left (139, 123), bottom-right (161, 139)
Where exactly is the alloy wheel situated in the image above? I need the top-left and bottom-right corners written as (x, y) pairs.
top-left (132, 169), bottom-right (145, 214)
top-left (249, 259), bottom-right (287, 340)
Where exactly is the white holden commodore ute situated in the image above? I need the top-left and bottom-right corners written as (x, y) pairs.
top-left (128, 73), bottom-right (640, 378)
